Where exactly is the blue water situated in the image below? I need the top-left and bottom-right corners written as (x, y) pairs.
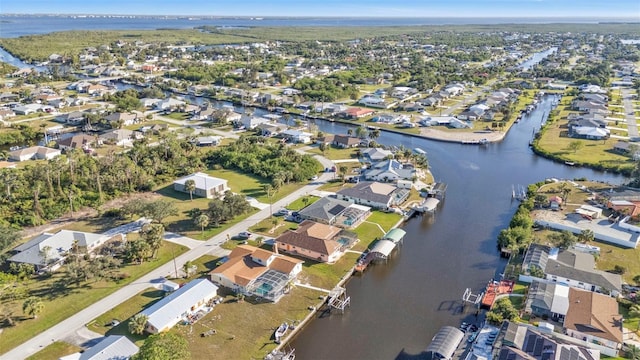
top-left (0, 15), bottom-right (634, 38)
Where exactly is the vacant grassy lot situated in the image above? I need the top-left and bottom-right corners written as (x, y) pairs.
top-left (0, 241), bottom-right (188, 353)
top-left (249, 217), bottom-right (299, 237)
top-left (305, 145), bottom-right (360, 160)
top-left (26, 341), bottom-right (81, 360)
top-left (286, 195), bottom-right (319, 211)
top-left (317, 179), bottom-right (355, 193)
top-left (209, 168), bottom-right (303, 203)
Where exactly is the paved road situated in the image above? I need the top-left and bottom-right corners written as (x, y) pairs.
top-left (1, 145), bottom-right (335, 360)
top-left (621, 88), bottom-right (639, 140)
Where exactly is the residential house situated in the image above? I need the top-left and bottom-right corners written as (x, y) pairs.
top-left (364, 159), bottom-right (416, 182)
top-left (140, 98), bottom-right (162, 108)
top-left (57, 134), bottom-right (96, 152)
top-left (358, 96), bottom-right (394, 109)
top-left (570, 126), bottom-right (610, 140)
top-left (361, 147), bottom-right (393, 163)
top-left (276, 220), bottom-right (358, 263)
top-left (173, 172), bottom-right (229, 199)
top-left (578, 84), bottom-right (607, 94)
top-left (315, 134), bottom-right (335, 145)
top-left (580, 93), bottom-right (608, 103)
top-left (86, 84), bottom-right (111, 96)
top-left (280, 129), bottom-right (313, 144)
top-left (154, 98), bottom-right (186, 112)
top-left (0, 107), bottom-right (16, 121)
top-left (55, 111), bottom-right (86, 125)
top-left (564, 288), bottom-right (623, 353)
top-left (209, 245), bottom-right (303, 302)
top-left (237, 115), bottom-right (271, 130)
top-left (9, 146), bottom-right (61, 162)
top-left (336, 181), bottom-right (409, 210)
top-left (105, 112), bottom-right (138, 127)
top-left (13, 104), bottom-right (43, 116)
top-left (390, 86), bottom-right (419, 100)
top-left (372, 113), bottom-right (408, 124)
top-left (524, 280), bottom-right (570, 321)
top-left (0, 93), bottom-right (20, 103)
top-left (457, 108), bottom-right (484, 121)
top-left (61, 335), bottom-right (139, 360)
top-left (99, 129), bottom-right (136, 147)
top-left (342, 107), bottom-right (375, 119)
top-left (140, 279), bottom-right (219, 333)
top-left (418, 96), bottom-right (441, 107)
top-left (572, 100), bottom-right (608, 113)
top-left (298, 196), bottom-right (371, 228)
top-left (255, 123), bottom-right (287, 137)
top-left (332, 134), bottom-right (360, 148)
top-left (522, 245), bottom-right (622, 296)
top-left (195, 136), bottom-right (222, 147)
top-left (499, 322), bottom-right (601, 360)
top-left (9, 230), bottom-right (110, 271)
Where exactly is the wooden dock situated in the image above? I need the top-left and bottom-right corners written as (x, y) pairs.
top-left (480, 280), bottom-right (514, 309)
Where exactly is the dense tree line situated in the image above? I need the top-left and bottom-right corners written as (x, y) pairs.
top-left (208, 136), bottom-right (320, 182)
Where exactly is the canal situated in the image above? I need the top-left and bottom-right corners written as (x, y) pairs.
top-left (289, 95), bottom-right (624, 359)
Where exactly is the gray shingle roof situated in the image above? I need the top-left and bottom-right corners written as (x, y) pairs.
top-left (79, 335), bottom-right (138, 360)
top-left (298, 197), bottom-right (352, 223)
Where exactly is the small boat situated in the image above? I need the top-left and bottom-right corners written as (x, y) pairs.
top-left (274, 322), bottom-right (289, 343)
top-left (564, 161), bottom-right (575, 166)
top-left (414, 147), bottom-right (427, 155)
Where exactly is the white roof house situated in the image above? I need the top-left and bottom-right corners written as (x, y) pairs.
top-left (141, 278), bottom-right (219, 333)
top-left (9, 230), bottom-right (110, 271)
top-left (9, 146), bottom-right (61, 162)
top-left (173, 172), bottom-right (229, 199)
top-left (61, 335), bottom-right (139, 360)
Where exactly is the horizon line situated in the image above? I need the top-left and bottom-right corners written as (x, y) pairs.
top-left (1, 13), bottom-right (638, 20)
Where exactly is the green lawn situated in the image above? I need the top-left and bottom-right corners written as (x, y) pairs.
top-left (0, 241), bottom-right (188, 353)
top-left (26, 341), bottom-right (82, 360)
top-left (512, 282), bottom-right (529, 295)
top-left (318, 180), bottom-right (355, 193)
top-left (593, 241), bottom-right (640, 284)
top-left (298, 252), bottom-right (360, 289)
top-left (286, 195), bottom-right (320, 211)
top-left (208, 168), bottom-right (303, 203)
top-left (366, 211), bottom-right (402, 233)
top-left (249, 217), bottom-right (299, 237)
top-left (305, 145), bottom-right (360, 160)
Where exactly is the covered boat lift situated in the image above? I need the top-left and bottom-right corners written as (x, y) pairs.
top-left (382, 228), bottom-right (406, 244)
top-left (425, 326), bottom-right (465, 360)
top-left (370, 239), bottom-right (397, 262)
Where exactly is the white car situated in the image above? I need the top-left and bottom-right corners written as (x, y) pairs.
top-left (310, 175), bottom-right (319, 181)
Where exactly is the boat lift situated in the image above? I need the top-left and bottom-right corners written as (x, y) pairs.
top-left (327, 286), bottom-right (350, 314)
top-left (462, 288), bottom-right (484, 310)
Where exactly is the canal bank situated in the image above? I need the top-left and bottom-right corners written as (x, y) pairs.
top-left (289, 94), bottom-right (625, 360)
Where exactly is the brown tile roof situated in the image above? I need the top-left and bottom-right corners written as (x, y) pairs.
top-left (276, 220), bottom-right (342, 256)
top-left (564, 288), bottom-right (623, 343)
top-left (210, 245), bottom-right (301, 287)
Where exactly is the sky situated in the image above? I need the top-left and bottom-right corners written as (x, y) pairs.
top-left (1, 0), bottom-right (639, 18)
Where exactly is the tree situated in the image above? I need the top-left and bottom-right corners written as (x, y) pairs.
top-left (626, 345), bottom-right (640, 360)
top-left (184, 179), bottom-right (196, 201)
top-left (566, 140), bottom-right (583, 153)
top-left (369, 128), bottom-right (381, 141)
top-left (318, 142), bottom-right (327, 155)
top-left (534, 194), bottom-right (548, 208)
top-left (355, 125), bottom-right (368, 139)
top-left (339, 165), bottom-right (348, 183)
top-left (0, 305), bottom-right (15, 327)
top-left (195, 214), bottom-right (209, 235)
top-left (129, 313), bottom-right (148, 335)
top-left (133, 333), bottom-right (190, 360)
top-left (22, 296), bottom-right (44, 319)
top-left (141, 199), bottom-right (178, 225)
top-left (578, 229), bottom-right (594, 243)
top-left (633, 274), bottom-right (640, 286)
top-left (140, 223), bottom-right (165, 259)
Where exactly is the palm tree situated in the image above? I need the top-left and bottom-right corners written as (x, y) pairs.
top-left (22, 296), bottom-right (44, 319)
top-left (184, 179), bottom-right (196, 201)
top-left (195, 214), bottom-right (209, 235)
top-left (339, 165), bottom-right (348, 183)
top-left (627, 345), bottom-right (640, 360)
top-left (129, 313), bottom-right (148, 335)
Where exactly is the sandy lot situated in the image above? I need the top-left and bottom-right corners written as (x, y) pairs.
top-left (419, 128), bottom-right (506, 143)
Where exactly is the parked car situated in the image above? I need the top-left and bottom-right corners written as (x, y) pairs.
top-left (275, 209), bottom-right (290, 216)
top-left (310, 175), bottom-right (319, 181)
top-left (237, 231), bottom-right (252, 239)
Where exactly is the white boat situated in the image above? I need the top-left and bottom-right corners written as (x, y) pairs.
top-left (414, 147), bottom-right (427, 155)
top-left (274, 322), bottom-right (289, 343)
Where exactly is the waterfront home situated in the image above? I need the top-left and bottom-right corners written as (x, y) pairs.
top-left (564, 288), bottom-right (623, 353)
top-left (500, 322), bottom-right (603, 359)
top-left (255, 123), bottom-right (287, 137)
top-left (569, 126), bottom-right (610, 140)
top-left (154, 98), bottom-right (186, 111)
top-left (57, 134), bottom-right (96, 152)
top-left (9, 146), bottom-right (61, 162)
top-left (364, 159), bottom-right (416, 182)
top-left (298, 196), bottom-right (371, 228)
top-left (173, 172), bottom-right (228, 199)
top-left (336, 181), bottom-right (409, 210)
top-left (280, 129), bottom-right (313, 144)
top-left (358, 95), bottom-right (394, 109)
top-left (521, 245), bottom-right (622, 296)
top-left (140, 98), bottom-right (162, 108)
top-left (9, 230), bottom-right (111, 272)
top-left (62, 335), bottom-right (139, 360)
top-left (524, 280), bottom-right (570, 321)
top-left (140, 279), bottom-right (219, 333)
top-left (342, 107), bottom-right (375, 119)
top-left (361, 147), bottom-right (394, 162)
top-left (209, 245), bottom-right (303, 302)
top-left (332, 134), bottom-right (360, 148)
top-left (572, 100), bottom-right (608, 113)
top-left (276, 220), bottom-right (358, 263)
top-left (578, 84), bottom-right (607, 94)
top-left (237, 115), bottom-right (272, 130)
